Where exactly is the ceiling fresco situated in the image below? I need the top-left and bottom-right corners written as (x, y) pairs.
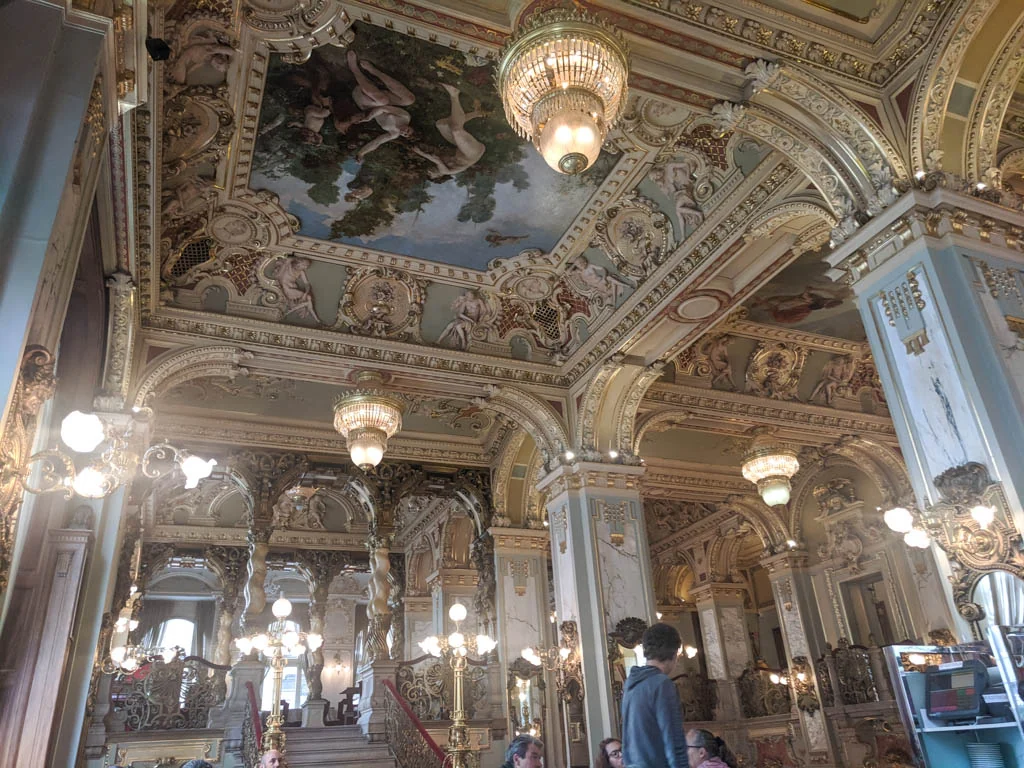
top-left (249, 22), bottom-right (617, 271)
top-left (742, 248), bottom-right (865, 341)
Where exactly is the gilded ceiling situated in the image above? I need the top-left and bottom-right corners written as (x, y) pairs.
top-left (124, 0), bottom-right (1024, 469)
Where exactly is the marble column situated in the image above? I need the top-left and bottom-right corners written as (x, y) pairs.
top-left (358, 533), bottom-right (395, 741)
top-left (826, 191), bottom-right (1024, 530)
top-left (491, 527), bottom-right (563, 763)
top-left (690, 584), bottom-right (754, 720)
top-left (538, 462), bottom-right (655, 763)
top-left (762, 552), bottom-right (835, 766)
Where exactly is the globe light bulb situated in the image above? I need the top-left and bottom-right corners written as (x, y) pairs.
top-left (180, 454), bottom-right (217, 489)
top-left (477, 634), bottom-right (497, 654)
top-left (252, 634), bottom-right (269, 651)
top-left (73, 466), bottom-right (113, 498)
top-left (235, 637), bottom-right (253, 655)
top-left (685, 646), bottom-right (699, 659)
top-left (971, 504), bottom-right (996, 530)
top-left (161, 647), bottom-right (177, 664)
top-left (272, 597), bottom-right (293, 619)
top-left (282, 630), bottom-right (300, 649)
top-left (769, 673), bottom-right (780, 684)
top-left (121, 656), bottom-right (140, 672)
top-left (307, 633), bottom-right (323, 652)
top-left (448, 603), bottom-right (468, 623)
top-left (129, 619), bottom-right (139, 631)
top-left (60, 410), bottom-right (106, 453)
top-left (448, 631), bottom-right (465, 649)
top-left (115, 617), bottom-right (129, 632)
top-left (111, 645), bottom-right (127, 663)
top-left (759, 478), bottom-right (792, 507)
top-left (904, 528), bottom-right (931, 549)
top-left (559, 646), bottom-right (570, 660)
top-left (883, 506), bottom-right (914, 534)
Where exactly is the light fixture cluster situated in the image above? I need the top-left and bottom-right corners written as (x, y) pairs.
top-left (497, 7), bottom-right (629, 175)
top-left (27, 409), bottom-right (216, 498)
top-left (883, 496), bottom-right (998, 549)
top-left (419, 602), bottom-right (498, 658)
top-left (741, 429), bottom-right (800, 506)
top-left (234, 596), bottom-right (324, 658)
top-left (332, 372), bottom-right (406, 471)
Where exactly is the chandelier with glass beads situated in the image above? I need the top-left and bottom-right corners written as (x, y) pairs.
top-left (332, 371), bottom-right (406, 471)
top-left (497, 7), bottom-right (629, 175)
top-left (741, 429), bottom-right (800, 507)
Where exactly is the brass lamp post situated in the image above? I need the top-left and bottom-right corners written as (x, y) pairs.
top-left (235, 596), bottom-right (323, 752)
top-left (419, 603), bottom-right (497, 768)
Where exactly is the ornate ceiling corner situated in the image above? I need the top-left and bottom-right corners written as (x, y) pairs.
top-left (742, 59), bottom-right (908, 211)
top-left (965, 19), bottom-right (1024, 183)
top-left (910, 0), bottom-right (999, 175)
top-left (241, 0), bottom-right (355, 62)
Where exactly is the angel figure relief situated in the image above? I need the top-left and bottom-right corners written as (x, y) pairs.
top-left (565, 255), bottom-right (633, 307)
top-left (437, 289), bottom-right (495, 350)
top-left (269, 255), bottom-right (321, 323)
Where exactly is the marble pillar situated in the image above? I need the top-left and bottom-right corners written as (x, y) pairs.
top-left (538, 462), bottom-right (655, 763)
top-left (690, 584), bottom-right (754, 719)
top-left (827, 192), bottom-right (1024, 527)
top-left (491, 527), bottom-right (563, 763)
top-left (762, 552), bottom-right (834, 766)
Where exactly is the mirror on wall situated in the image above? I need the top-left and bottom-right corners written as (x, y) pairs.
top-left (507, 657), bottom-right (547, 740)
top-left (972, 570), bottom-right (1024, 638)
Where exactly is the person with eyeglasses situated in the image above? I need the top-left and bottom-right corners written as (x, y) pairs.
top-left (596, 737), bottom-right (625, 768)
top-left (621, 623), bottom-right (688, 768)
top-left (685, 729), bottom-right (737, 768)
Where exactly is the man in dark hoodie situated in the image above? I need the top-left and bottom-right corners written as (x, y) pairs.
top-left (621, 623), bottom-right (687, 768)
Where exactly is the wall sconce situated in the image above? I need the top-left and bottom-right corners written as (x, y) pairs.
top-left (24, 409), bottom-right (216, 498)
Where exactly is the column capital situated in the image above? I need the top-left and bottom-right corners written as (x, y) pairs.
top-left (537, 461), bottom-right (645, 501)
top-left (689, 582), bottom-right (748, 605)
top-left (427, 567), bottom-right (479, 589)
top-left (489, 526), bottom-right (550, 554)
top-left (826, 186), bottom-right (1024, 287)
top-left (760, 550), bottom-right (809, 575)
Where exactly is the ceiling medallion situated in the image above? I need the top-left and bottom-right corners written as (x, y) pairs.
top-left (740, 427), bottom-right (800, 507)
top-left (332, 372), bottom-right (406, 471)
top-left (497, 7), bottom-right (629, 175)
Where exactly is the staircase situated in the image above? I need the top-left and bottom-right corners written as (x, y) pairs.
top-left (281, 725), bottom-right (399, 768)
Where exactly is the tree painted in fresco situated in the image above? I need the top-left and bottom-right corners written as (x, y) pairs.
top-left (251, 22), bottom-right (612, 241)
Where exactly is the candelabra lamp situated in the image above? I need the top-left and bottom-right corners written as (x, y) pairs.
top-left (521, 620), bottom-right (583, 702)
top-left (419, 603), bottom-right (497, 768)
top-left (234, 596), bottom-right (323, 752)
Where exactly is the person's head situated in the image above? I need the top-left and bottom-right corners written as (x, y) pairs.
top-left (686, 729), bottom-right (736, 768)
top-left (505, 734), bottom-right (544, 768)
top-left (400, 125), bottom-right (415, 139)
top-left (260, 750), bottom-right (285, 768)
top-left (298, 127), bottom-right (323, 145)
top-left (642, 623), bottom-right (681, 674)
top-left (596, 738), bottom-right (624, 768)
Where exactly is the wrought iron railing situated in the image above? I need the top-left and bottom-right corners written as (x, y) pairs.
top-left (672, 671), bottom-right (717, 722)
top-left (737, 664), bottom-right (792, 718)
top-left (383, 678), bottom-right (445, 768)
top-left (242, 681), bottom-right (263, 768)
top-left (109, 655), bottom-right (230, 731)
top-left (396, 654), bottom-right (488, 722)
top-left (815, 638), bottom-right (890, 706)
top-left (815, 655), bottom-right (835, 708)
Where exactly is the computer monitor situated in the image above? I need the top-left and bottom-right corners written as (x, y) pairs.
top-left (925, 658), bottom-right (988, 721)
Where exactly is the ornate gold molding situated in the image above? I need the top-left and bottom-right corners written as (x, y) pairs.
top-left (0, 346), bottom-right (57, 595)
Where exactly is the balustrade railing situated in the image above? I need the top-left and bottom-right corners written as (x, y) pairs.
top-left (813, 638), bottom-right (894, 708)
top-left (109, 655), bottom-right (230, 732)
top-left (396, 653), bottom-right (488, 722)
top-left (737, 664), bottom-right (792, 718)
top-left (672, 671), bottom-right (717, 722)
top-left (383, 678), bottom-right (445, 768)
top-left (242, 680), bottom-right (264, 768)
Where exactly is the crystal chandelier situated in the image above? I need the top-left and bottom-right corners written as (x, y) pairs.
top-left (497, 7), bottom-right (629, 175)
top-left (332, 372), bottom-right (406, 471)
top-left (741, 429), bottom-right (800, 507)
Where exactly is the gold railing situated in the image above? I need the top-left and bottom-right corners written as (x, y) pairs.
top-left (737, 664), bottom-right (791, 718)
top-left (242, 681), bottom-right (263, 768)
top-left (109, 655), bottom-right (230, 731)
top-left (672, 671), bottom-right (717, 722)
top-left (383, 678), bottom-right (445, 768)
top-left (397, 653), bottom-right (488, 722)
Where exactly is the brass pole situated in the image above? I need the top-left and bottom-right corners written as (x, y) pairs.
top-left (263, 651), bottom-right (287, 752)
top-left (447, 651), bottom-right (471, 768)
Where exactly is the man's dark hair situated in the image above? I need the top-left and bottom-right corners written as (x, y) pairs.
top-left (642, 622), bottom-right (682, 662)
top-left (503, 734), bottom-right (544, 768)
